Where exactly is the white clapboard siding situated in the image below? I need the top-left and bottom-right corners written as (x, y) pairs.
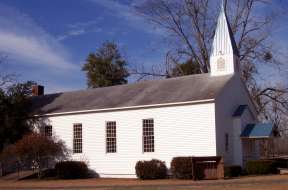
top-left (45, 102), bottom-right (216, 178)
top-left (215, 74), bottom-right (256, 165)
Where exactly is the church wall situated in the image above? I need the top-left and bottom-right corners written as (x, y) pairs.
top-left (232, 108), bottom-right (255, 166)
top-left (215, 74), bottom-right (257, 166)
top-left (41, 102), bottom-right (216, 178)
top-left (239, 109), bottom-right (258, 165)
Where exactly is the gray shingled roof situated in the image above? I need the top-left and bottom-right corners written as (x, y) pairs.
top-left (30, 73), bottom-right (233, 115)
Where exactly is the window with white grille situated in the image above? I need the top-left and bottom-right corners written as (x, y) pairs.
top-left (73, 124), bottom-right (82, 153)
top-left (143, 119), bottom-right (154, 152)
top-left (44, 125), bottom-right (52, 137)
top-left (106, 121), bottom-right (117, 153)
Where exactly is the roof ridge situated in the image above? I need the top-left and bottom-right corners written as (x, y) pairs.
top-left (40, 73), bottom-right (215, 96)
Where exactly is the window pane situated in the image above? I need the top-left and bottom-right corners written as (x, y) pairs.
top-left (73, 124), bottom-right (82, 153)
top-left (106, 121), bottom-right (117, 153)
top-left (143, 119), bottom-right (154, 152)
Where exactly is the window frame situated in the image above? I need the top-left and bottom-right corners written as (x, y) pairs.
top-left (44, 125), bottom-right (52, 137)
top-left (225, 133), bottom-right (229, 152)
top-left (142, 118), bottom-right (155, 153)
top-left (73, 123), bottom-right (83, 154)
top-left (105, 121), bottom-right (117, 153)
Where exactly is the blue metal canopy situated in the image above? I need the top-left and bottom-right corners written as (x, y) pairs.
top-left (241, 123), bottom-right (273, 138)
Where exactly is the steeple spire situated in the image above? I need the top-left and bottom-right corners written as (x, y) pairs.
top-left (221, 0), bottom-right (227, 12)
top-left (210, 0), bottom-right (239, 76)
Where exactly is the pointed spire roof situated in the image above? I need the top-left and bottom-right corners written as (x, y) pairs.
top-left (221, 0), bottom-right (226, 12)
top-left (211, 0), bottom-right (239, 57)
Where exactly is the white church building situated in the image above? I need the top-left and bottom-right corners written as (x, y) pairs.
top-left (30, 3), bottom-right (273, 178)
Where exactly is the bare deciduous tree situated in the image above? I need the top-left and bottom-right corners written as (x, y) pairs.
top-left (0, 54), bottom-right (14, 88)
top-left (134, 0), bottom-right (288, 132)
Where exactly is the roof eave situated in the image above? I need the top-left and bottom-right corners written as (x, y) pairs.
top-left (240, 136), bottom-right (271, 139)
top-left (33, 98), bottom-right (215, 117)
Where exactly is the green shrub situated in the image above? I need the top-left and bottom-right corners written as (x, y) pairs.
top-left (245, 160), bottom-right (278, 175)
top-left (135, 159), bottom-right (167, 180)
top-left (272, 159), bottom-right (288, 168)
top-left (55, 161), bottom-right (89, 179)
top-left (170, 157), bottom-right (193, 179)
top-left (224, 165), bottom-right (242, 177)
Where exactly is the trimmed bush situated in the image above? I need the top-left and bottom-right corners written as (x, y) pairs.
top-left (272, 159), bottom-right (288, 168)
top-left (42, 168), bottom-right (56, 178)
top-left (55, 161), bottom-right (89, 179)
top-left (135, 159), bottom-right (167, 179)
top-left (170, 157), bottom-right (193, 179)
top-left (224, 165), bottom-right (242, 177)
top-left (245, 160), bottom-right (278, 175)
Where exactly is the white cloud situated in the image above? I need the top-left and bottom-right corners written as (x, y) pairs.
top-left (0, 32), bottom-right (75, 70)
top-left (0, 3), bottom-right (76, 70)
top-left (57, 29), bottom-right (86, 41)
top-left (57, 18), bottom-right (103, 41)
top-left (68, 19), bottom-right (103, 29)
top-left (87, 0), bottom-right (163, 35)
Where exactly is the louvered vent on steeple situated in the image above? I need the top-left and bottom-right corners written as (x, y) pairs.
top-left (210, 0), bottom-right (239, 76)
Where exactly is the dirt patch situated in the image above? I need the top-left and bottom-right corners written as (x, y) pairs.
top-left (0, 175), bottom-right (288, 190)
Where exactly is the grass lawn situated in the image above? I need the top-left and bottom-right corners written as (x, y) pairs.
top-left (0, 174), bottom-right (288, 190)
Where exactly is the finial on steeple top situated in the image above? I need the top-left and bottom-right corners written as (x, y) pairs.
top-left (221, 0), bottom-right (227, 12)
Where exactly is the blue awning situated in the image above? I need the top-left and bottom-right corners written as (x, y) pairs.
top-left (241, 123), bottom-right (273, 138)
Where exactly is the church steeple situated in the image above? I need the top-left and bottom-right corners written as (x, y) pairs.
top-left (221, 0), bottom-right (227, 13)
top-left (210, 0), bottom-right (239, 76)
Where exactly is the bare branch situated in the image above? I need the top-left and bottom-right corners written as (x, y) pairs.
top-left (0, 54), bottom-right (15, 88)
top-left (135, 0), bottom-right (288, 131)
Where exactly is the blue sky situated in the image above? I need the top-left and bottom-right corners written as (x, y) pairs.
top-left (0, 0), bottom-right (287, 93)
top-left (0, 0), bottom-right (168, 93)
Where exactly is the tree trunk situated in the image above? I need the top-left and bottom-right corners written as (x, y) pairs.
top-left (17, 162), bottom-right (20, 180)
top-left (0, 162), bottom-right (3, 177)
top-left (37, 160), bottom-right (42, 179)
